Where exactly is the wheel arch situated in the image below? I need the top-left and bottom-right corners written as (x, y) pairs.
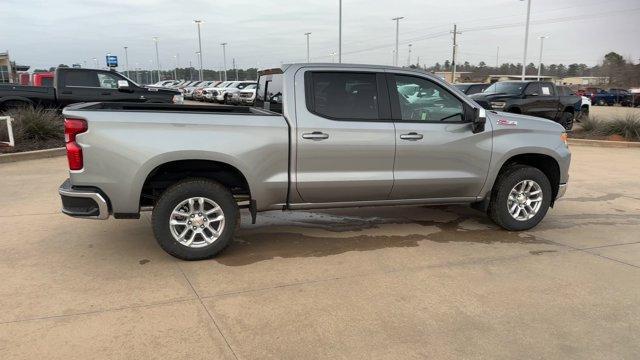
top-left (493, 153), bottom-right (561, 205)
top-left (138, 156), bottom-right (253, 208)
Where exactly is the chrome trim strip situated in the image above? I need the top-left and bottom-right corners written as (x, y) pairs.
top-left (59, 186), bottom-right (110, 220)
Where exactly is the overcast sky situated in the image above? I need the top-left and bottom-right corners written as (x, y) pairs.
top-left (2, 0), bottom-right (639, 71)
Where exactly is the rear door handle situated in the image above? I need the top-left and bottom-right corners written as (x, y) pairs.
top-left (302, 131), bottom-right (329, 140)
top-left (400, 132), bottom-right (423, 140)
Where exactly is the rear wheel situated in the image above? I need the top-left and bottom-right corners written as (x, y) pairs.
top-left (488, 165), bottom-right (552, 231)
top-left (558, 111), bottom-right (574, 130)
top-left (152, 179), bottom-right (239, 260)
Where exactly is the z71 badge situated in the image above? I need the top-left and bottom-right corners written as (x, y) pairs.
top-left (497, 119), bottom-right (518, 126)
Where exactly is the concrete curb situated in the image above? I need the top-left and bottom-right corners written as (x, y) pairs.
top-left (568, 138), bottom-right (640, 148)
top-left (0, 147), bottom-right (66, 164)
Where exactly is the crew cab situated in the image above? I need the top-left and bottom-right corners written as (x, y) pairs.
top-left (470, 81), bottom-right (581, 130)
top-left (0, 68), bottom-right (182, 110)
top-left (58, 63), bottom-right (570, 260)
top-left (454, 83), bottom-right (490, 95)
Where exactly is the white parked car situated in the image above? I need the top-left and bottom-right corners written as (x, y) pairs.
top-left (202, 81), bottom-right (234, 102)
top-left (231, 83), bottom-right (257, 105)
top-left (578, 96), bottom-right (591, 121)
top-left (217, 81), bottom-right (257, 104)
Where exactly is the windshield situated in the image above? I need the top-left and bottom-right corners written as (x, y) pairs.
top-left (454, 84), bottom-right (471, 92)
top-left (244, 84), bottom-right (257, 90)
top-left (484, 82), bottom-right (526, 95)
top-left (217, 82), bottom-right (230, 88)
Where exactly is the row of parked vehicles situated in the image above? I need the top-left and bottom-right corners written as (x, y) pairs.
top-left (149, 79), bottom-right (257, 105)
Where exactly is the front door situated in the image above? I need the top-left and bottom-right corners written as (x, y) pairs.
top-left (294, 70), bottom-right (396, 203)
top-left (387, 73), bottom-right (492, 200)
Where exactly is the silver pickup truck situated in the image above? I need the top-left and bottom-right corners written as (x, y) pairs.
top-left (59, 63), bottom-right (570, 260)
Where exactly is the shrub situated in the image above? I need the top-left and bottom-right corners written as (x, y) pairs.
top-left (0, 107), bottom-right (64, 143)
top-left (577, 114), bottom-right (640, 142)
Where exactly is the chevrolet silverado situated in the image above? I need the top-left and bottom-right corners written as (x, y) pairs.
top-left (58, 63), bottom-right (571, 260)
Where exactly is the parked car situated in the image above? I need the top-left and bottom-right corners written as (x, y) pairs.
top-left (231, 83), bottom-right (257, 105)
top-left (202, 81), bottom-right (233, 102)
top-left (608, 88), bottom-right (633, 106)
top-left (193, 81), bottom-right (221, 101)
top-left (0, 67), bottom-right (182, 110)
top-left (454, 83), bottom-right (490, 95)
top-left (182, 81), bottom-right (206, 99)
top-left (217, 81), bottom-right (257, 104)
top-left (32, 72), bottom-right (54, 87)
top-left (469, 81), bottom-right (581, 130)
top-left (58, 63), bottom-right (570, 260)
top-left (582, 88), bottom-right (617, 106)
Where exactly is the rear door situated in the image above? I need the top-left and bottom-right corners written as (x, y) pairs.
top-left (538, 82), bottom-right (561, 119)
top-left (387, 72), bottom-right (492, 200)
top-left (294, 69), bottom-right (396, 203)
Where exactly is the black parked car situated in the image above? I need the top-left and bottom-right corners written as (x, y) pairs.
top-left (454, 83), bottom-right (490, 95)
top-left (469, 81), bottom-right (581, 130)
top-left (0, 68), bottom-right (182, 111)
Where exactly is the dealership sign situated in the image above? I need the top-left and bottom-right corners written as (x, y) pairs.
top-left (106, 55), bottom-right (118, 68)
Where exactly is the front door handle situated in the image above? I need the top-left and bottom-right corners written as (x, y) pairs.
top-left (400, 132), bottom-right (423, 140)
top-left (302, 131), bottom-right (329, 140)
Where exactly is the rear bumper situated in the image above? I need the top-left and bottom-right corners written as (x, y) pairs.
top-left (58, 179), bottom-right (110, 220)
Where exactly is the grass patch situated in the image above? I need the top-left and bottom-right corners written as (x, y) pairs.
top-left (0, 107), bottom-right (64, 153)
top-left (574, 114), bottom-right (640, 142)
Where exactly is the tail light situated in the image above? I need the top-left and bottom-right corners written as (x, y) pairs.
top-left (64, 118), bottom-right (87, 170)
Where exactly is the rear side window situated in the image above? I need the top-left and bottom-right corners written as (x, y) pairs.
top-left (524, 83), bottom-right (540, 95)
top-left (255, 73), bottom-right (283, 113)
top-left (306, 72), bottom-right (379, 120)
top-left (467, 84), bottom-right (486, 95)
top-left (63, 71), bottom-right (99, 87)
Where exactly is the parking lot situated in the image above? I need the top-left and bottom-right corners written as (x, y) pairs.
top-left (1, 144), bottom-right (639, 359)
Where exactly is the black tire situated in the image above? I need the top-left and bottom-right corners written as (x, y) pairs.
top-left (152, 179), bottom-right (239, 260)
top-left (558, 111), bottom-right (573, 130)
top-left (488, 165), bottom-right (552, 231)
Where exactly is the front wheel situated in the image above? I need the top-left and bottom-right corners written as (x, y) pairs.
top-left (488, 165), bottom-right (552, 231)
top-left (152, 179), bottom-right (239, 260)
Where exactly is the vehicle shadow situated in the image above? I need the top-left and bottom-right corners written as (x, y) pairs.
top-left (214, 205), bottom-right (548, 266)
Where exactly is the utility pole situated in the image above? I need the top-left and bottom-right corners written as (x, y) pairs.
top-left (189, 60), bottom-right (193, 81)
top-left (194, 20), bottom-right (204, 81)
top-left (521, 0), bottom-right (532, 80)
top-left (305, 32), bottom-right (312, 62)
top-left (496, 46), bottom-right (500, 68)
top-left (123, 46), bottom-right (130, 78)
top-left (537, 36), bottom-right (548, 81)
top-left (392, 17), bottom-right (404, 66)
top-left (407, 44), bottom-right (412, 66)
top-left (153, 37), bottom-right (161, 82)
top-left (451, 24), bottom-right (461, 83)
top-left (220, 43), bottom-right (228, 81)
top-left (338, 0), bottom-right (342, 63)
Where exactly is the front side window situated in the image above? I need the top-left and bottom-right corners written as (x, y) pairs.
top-left (484, 82), bottom-right (526, 95)
top-left (97, 73), bottom-right (120, 89)
top-left (308, 72), bottom-right (378, 120)
top-left (393, 75), bottom-right (463, 122)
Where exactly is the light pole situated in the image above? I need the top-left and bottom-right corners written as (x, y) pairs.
top-left (124, 46), bottom-right (130, 78)
top-left (93, 57), bottom-right (98, 69)
top-left (194, 53), bottom-right (199, 80)
top-left (407, 44), bottom-right (412, 66)
top-left (392, 17), bottom-right (404, 67)
top-left (194, 20), bottom-right (204, 81)
top-left (220, 43), bottom-right (228, 81)
top-left (338, 0), bottom-right (342, 63)
top-left (537, 36), bottom-right (548, 81)
top-left (149, 60), bottom-right (154, 83)
top-left (153, 37), bottom-right (161, 82)
top-left (174, 54), bottom-right (179, 80)
top-left (521, 0), bottom-right (532, 80)
top-left (305, 32), bottom-right (312, 62)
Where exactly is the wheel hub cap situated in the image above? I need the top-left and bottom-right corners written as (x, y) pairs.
top-left (507, 180), bottom-right (543, 221)
top-left (169, 197), bottom-right (225, 248)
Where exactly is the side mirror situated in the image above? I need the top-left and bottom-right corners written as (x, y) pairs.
top-left (117, 80), bottom-right (130, 91)
top-left (528, 92), bottom-right (539, 97)
top-left (472, 107), bottom-right (486, 134)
